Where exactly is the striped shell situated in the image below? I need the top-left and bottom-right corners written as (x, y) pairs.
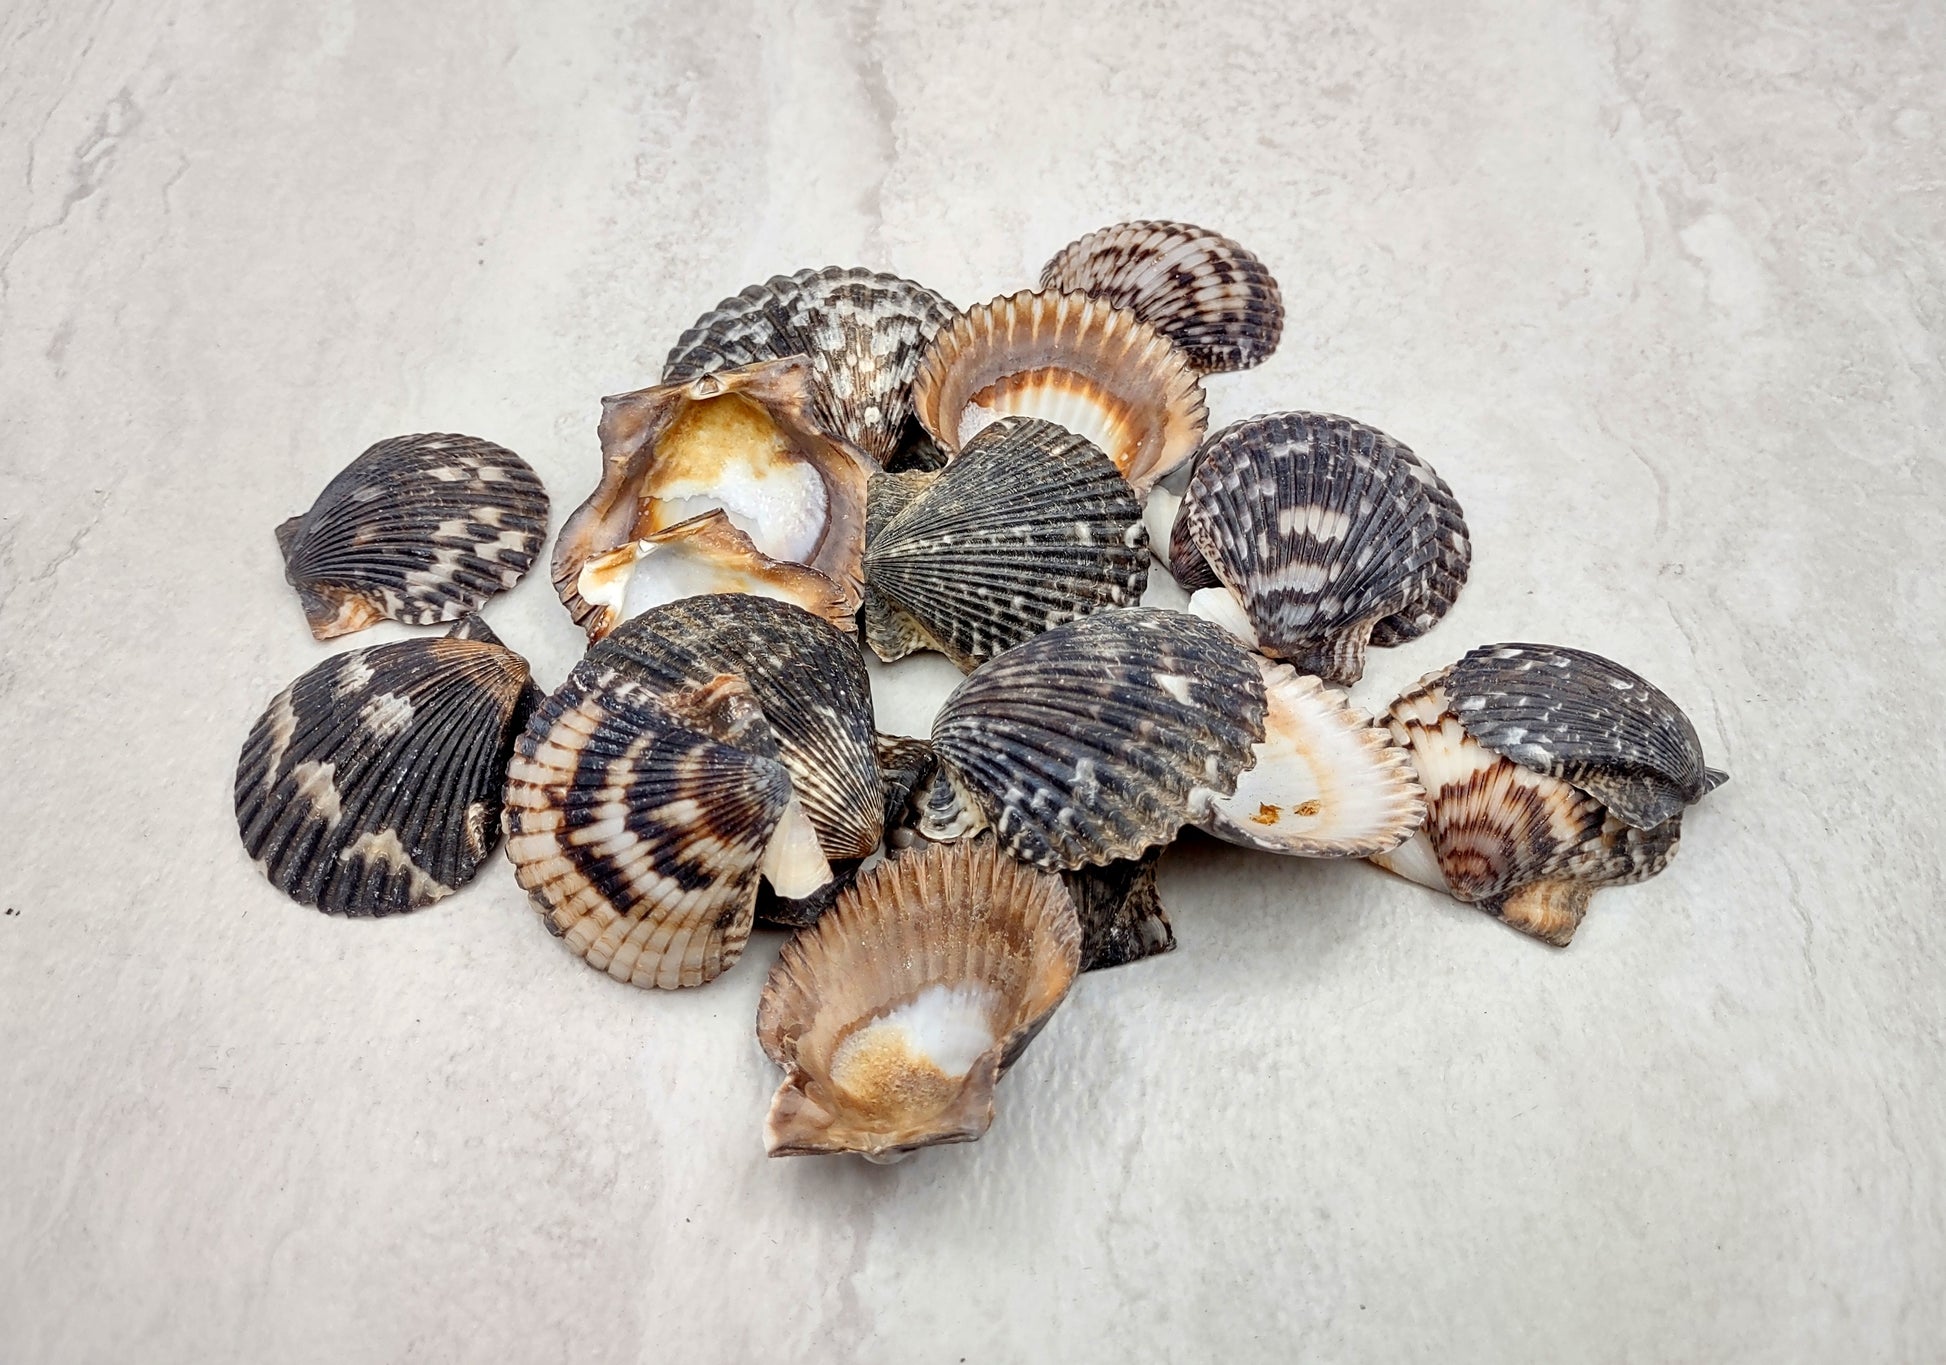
top-left (757, 837), bottom-right (1081, 1161)
top-left (234, 618), bottom-right (540, 914)
top-left (1063, 848), bottom-right (1175, 972)
top-left (1176, 412), bottom-right (1470, 684)
top-left (863, 416), bottom-right (1149, 671)
top-left (663, 266), bottom-right (958, 466)
top-left (1040, 220), bottom-right (1284, 374)
top-left (276, 434), bottom-right (548, 640)
top-left (910, 291), bottom-right (1208, 495)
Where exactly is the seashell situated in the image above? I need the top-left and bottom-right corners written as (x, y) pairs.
top-left (756, 837), bottom-right (1080, 1161)
top-left (574, 509), bottom-right (852, 642)
top-left (1039, 220), bottom-right (1284, 374)
top-left (235, 618), bottom-right (540, 914)
top-left (925, 608), bottom-right (1423, 870)
top-left (1063, 848), bottom-right (1175, 972)
top-left (1370, 651), bottom-right (1724, 946)
top-left (909, 290), bottom-right (1208, 496)
top-left (1176, 412), bottom-right (1470, 684)
top-left (503, 665), bottom-right (831, 989)
top-left (552, 355), bottom-right (872, 632)
top-left (662, 267), bottom-right (958, 467)
top-left (862, 416), bottom-right (1149, 671)
top-left (873, 731), bottom-right (939, 850)
top-left (276, 434), bottom-right (548, 640)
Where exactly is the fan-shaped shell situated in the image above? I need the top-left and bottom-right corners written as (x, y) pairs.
top-left (1446, 644), bottom-right (1729, 829)
top-left (235, 620), bottom-right (540, 914)
top-left (552, 356), bottom-right (872, 632)
top-left (276, 434), bottom-right (548, 640)
top-left (1039, 220), bottom-right (1284, 374)
top-left (662, 266), bottom-right (958, 466)
top-left (863, 416), bottom-right (1149, 671)
top-left (910, 290), bottom-right (1208, 495)
top-left (1178, 412), bottom-right (1470, 684)
top-left (1063, 848), bottom-right (1175, 972)
top-left (757, 837), bottom-right (1081, 1161)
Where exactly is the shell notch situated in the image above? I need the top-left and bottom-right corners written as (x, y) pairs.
top-left (863, 416), bottom-right (1150, 672)
top-left (276, 434), bottom-right (548, 641)
top-left (757, 837), bottom-right (1081, 1161)
top-left (235, 617), bottom-right (542, 914)
top-left (551, 355), bottom-right (871, 636)
top-left (1369, 645), bottom-right (1726, 946)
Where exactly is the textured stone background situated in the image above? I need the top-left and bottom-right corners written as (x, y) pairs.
top-left (2, 1), bottom-right (1941, 1360)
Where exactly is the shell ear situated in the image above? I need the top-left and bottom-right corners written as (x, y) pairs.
top-left (1487, 879), bottom-right (1593, 947)
top-left (274, 514), bottom-right (305, 563)
top-left (1702, 766), bottom-right (1730, 793)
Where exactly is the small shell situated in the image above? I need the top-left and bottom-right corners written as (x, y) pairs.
top-left (1039, 220), bottom-right (1284, 374)
top-left (575, 509), bottom-right (852, 642)
top-left (1446, 643), bottom-right (1729, 828)
top-left (863, 416), bottom-right (1149, 671)
top-left (235, 619), bottom-right (540, 914)
top-left (1063, 848), bottom-right (1175, 972)
top-left (910, 290), bottom-right (1208, 495)
top-left (276, 434), bottom-right (548, 640)
top-left (502, 667), bottom-right (830, 989)
top-left (757, 837), bottom-right (1081, 1161)
top-left (1178, 412), bottom-right (1470, 684)
top-left (552, 356), bottom-right (872, 631)
top-left (663, 267), bottom-right (959, 466)
top-left (873, 731), bottom-right (939, 849)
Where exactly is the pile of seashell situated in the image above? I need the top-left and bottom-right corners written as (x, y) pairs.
top-left (236, 222), bottom-right (1727, 1161)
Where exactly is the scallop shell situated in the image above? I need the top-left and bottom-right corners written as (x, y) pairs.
top-left (276, 434), bottom-right (548, 640)
top-left (757, 837), bottom-right (1081, 1161)
top-left (235, 619), bottom-right (540, 914)
top-left (910, 290), bottom-right (1208, 495)
top-left (503, 666), bottom-right (830, 989)
top-left (552, 356), bottom-right (872, 631)
top-left (862, 416), bottom-right (1150, 671)
top-left (1039, 220), bottom-right (1284, 374)
top-left (873, 731), bottom-right (939, 850)
top-left (662, 267), bottom-right (958, 467)
top-left (1371, 667), bottom-right (1695, 946)
top-left (1063, 848), bottom-right (1175, 972)
top-left (1177, 412), bottom-right (1470, 684)
top-left (1446, 643), bottom-right (1729, 829)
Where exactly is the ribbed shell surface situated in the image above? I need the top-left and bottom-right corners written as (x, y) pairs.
top-left (1061, 848), bottom-right (1175, 972)
top-left (862, 417), bottom-right (1149, 671)
top-left (235, 626), bottom-right (538, 914)
top-left (1447, 643), bottom-right (1726, 829)
top-left (277, 433), bottom-right (548, 640)
top-left (930, 609), bottom-right (1267, 870)
top-left (1039, 220), bottom-right (1285, 374)
top-left (595, 595), bottom-right (883, 860)
top-left (661, 267), bottom-right (958, 466)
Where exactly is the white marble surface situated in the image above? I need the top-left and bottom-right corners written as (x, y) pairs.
top-left (3, 0), bottom-right (1942, 1360)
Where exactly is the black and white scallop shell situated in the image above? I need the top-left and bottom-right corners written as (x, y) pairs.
top-left (1063, 848), bottom-right (1176, 972)
top-left (276, 434), bottom-right (549, 640)
top-left (234, 618), bottom-right (541, 915)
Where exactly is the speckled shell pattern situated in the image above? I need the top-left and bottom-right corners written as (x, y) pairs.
top-left (910, 290), bottom-right (1209, 495)
top-left (502, 666), bottom-right (795, 989)
top-left (1176, 412), bottom-right (1470, 684)
top-left (1446, 643), bottom-right (1728, 829)
top-left (596, 595), bottom-right (884, 862)
top-left (756, 837), bottom-right (1082, 1159)
top-left (276, 433), bottom-right (549, 641)
top-left (661, 267), bottom-right (959, 467)
top-left (930, 609), bottom-right (1268, 871)
top-left (235, 620), bottom-right (541, 915)
top-left (1039, 220), bottom-right (1285, 375)
top-left (863, 416), bottom-right (1150, 672)
top-left (1062, 848), bottom-right (1175, 972)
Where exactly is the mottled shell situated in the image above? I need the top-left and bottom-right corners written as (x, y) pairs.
top-left (235, 619), bottom-right (540, 914)
top-left (1062, 848), bottom-right (1175, 972)
top-left (863, 416), bottom-right (1150, 671)
top-left (757, 837), bottom-right (1081, 1161)
top-left (552, 356), bottom-right (872, 631)
top-left (597, 594), bottom-right (884, 862)
top-left (1040, 220), bottom-right (1284, 374)
top-left (1177, 412), bottom-right (1470, 684)
top-left (910, 290), bottom-right (1208, 495)
top-left (276, 434), bottom-right (548, 640)
top-left (663, 267), bottom-right (958, 466)
top-left (873, 731), bottom-right (939, 849)
top-left (1371, 669), bottom-right (1691, 946)
top-left (1446, 643), bottom-right (1729, 829)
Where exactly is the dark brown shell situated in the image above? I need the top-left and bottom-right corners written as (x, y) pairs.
top-left (1063, 848), bottom-right (1175, 972)
top-left (276, 434), bottom-right (548, 640)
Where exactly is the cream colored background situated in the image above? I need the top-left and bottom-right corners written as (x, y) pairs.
top-left (3, 1), bottom-right (1941, 1361)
